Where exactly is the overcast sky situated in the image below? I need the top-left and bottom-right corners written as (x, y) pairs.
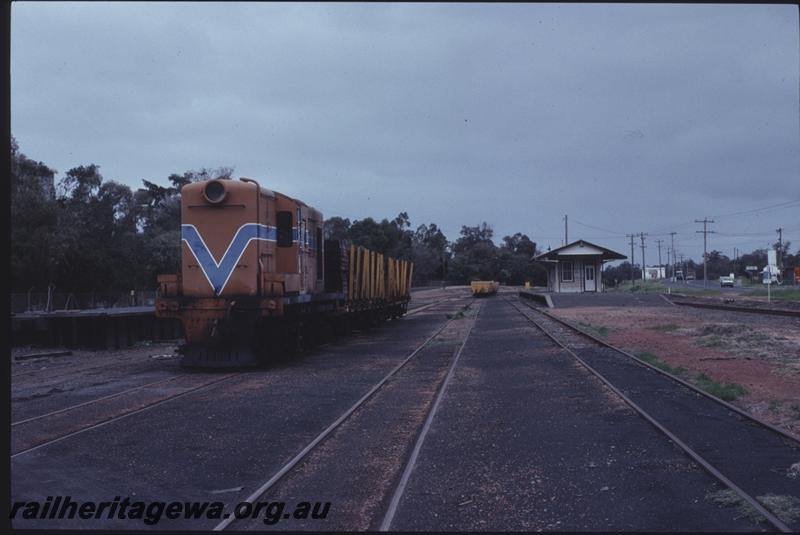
top-left (11, 2), bottom-right (800, 263)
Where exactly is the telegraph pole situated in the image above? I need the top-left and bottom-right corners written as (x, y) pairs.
top-left (669, 232), bottom-right (677, 281)
top-left (679, 253), bottom-right (686, 285)
top-left (639, 232), bottom-right (648, 282)
top-left (626, 233), bottom-right (636, 286)
top-left (441, 245), bottom-right (447, 289)
top-left (655, 239), bottom-right (663, 277)
top-left (776, 227), bottom-right (783, 267)
top-left (667, 248), bottom-right (671, 278)
top-left (695, 218), bottom-right (715, 288)
top-left (564, 214), bottom-right (568, 245)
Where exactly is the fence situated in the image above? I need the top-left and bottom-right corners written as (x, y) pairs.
top-left (11, 290), bottom-right (158, 314)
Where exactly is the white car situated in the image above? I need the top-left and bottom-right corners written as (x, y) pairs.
top-left (719, 274), bottom-right (735, 287)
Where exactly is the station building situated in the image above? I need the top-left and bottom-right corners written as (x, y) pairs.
top-left (533, 239), bottom-right (627, 293)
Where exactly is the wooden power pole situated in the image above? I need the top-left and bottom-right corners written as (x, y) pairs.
top-left (695, 218), bottom-right (715, 288)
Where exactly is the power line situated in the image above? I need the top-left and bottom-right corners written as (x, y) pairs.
top-left (646, 198), bottom-right (800, 235)
top-left (571, 218), bottom-right (626, 236)
top-left (711, 199), bottom-right (800, 219)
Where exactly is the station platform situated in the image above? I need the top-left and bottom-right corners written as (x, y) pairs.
top-left (11, 306), bottom-right (182, 349)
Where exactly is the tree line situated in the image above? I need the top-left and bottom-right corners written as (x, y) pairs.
top-left (11, 138), bottom-right (547, 293)
top-left (17, 138), bottom-right (790, 294)
top-left (602, 246), bottom-right (798, 287)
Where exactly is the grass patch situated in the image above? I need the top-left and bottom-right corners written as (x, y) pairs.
top-left (743, 288), bottom-right (800, 301)
top-left (704, 490), bottom-right (800, 524)
top-left (706, 489), bottom-right (764, 523)
top-left (694, 373), bottom-right (748, 401)
top-left (635, 354), bottom-right (748, 401)
top-left (446, 303), bottom-right (474, 320)
top-left (697, 334), bottom-right (724, 348)
top-left (636, 351), bottom-right (687, 376)
top-left (609, 281), bottom-right (669, 294)
top-left (578, 321), bottom-right (609, 338)
top-left (759, 494), bottom-right (800, 524)
top-left (649, 323), bottom-right (680, 333)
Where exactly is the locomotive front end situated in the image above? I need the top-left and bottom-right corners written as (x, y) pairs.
top-left (156, 178), bottom-right (288, 367)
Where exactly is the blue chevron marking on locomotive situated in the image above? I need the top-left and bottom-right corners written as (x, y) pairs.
top-left (181, 223), bottom-right (277, 295)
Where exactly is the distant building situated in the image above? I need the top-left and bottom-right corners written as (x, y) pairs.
top-left (533, 239), bottom-right (626, 293)
top-left (644, 266), bottom-right (665, 280)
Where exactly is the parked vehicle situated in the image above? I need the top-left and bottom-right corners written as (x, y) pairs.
top-left (762, 265), bottom-right (782, 285)
top-left (762, 250), bottom-right (782, 286)
top-left (719, 273), bottom-right (735, 287)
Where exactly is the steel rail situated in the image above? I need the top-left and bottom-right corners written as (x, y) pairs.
top-left (12, 296), bottom-right (459, 429)
top-left (12, 373), bottom-right (190, 427)
top-left (667, 298), bottom-right (800, 318)
top-left (505, 297), bottom-right (793, 533)
top-left (11, 351), bottom-right (172, 379)
top-left (379, 303), bottom-right (481, 530)
top-left (214, 298), bottom-right (476, 531)
top-left (406, 300), bottom-right (450, 316)
top-left (517, 296), bottom-right (800, 445)
top-left (11, 373), bottom-right (242, 459)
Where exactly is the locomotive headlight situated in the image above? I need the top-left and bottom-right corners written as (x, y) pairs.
top-left (203, 180), bottom-right (227, 204)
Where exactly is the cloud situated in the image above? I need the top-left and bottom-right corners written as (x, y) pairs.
top-left (11, 2), bottom-right (799, 259)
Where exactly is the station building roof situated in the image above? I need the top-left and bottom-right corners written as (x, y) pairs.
top-left (533, 239), bottom-right (627, 261)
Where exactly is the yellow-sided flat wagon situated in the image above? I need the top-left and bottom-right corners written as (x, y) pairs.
top-left (471, 280), bottom-right (499, 296)
top-left (346, 245), bottom-right (412, 318)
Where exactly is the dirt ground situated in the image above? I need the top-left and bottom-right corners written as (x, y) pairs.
top-left (550, 305), bottom-right (800, 438)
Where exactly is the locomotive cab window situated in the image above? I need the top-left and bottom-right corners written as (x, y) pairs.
top-left (277, 211), bottom-right (293, 247)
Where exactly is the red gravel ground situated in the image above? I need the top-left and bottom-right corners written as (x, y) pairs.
top-left (551, 305), bottom-right (800, 438)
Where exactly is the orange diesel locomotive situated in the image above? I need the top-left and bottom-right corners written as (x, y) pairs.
top-left (155, 178), bottom-right (413, 367)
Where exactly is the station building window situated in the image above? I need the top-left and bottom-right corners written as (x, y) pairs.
top-left (561, 261), bottom-right (574, 282)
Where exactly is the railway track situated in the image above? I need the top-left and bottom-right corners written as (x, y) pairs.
top-left (213, 297), bottom-right (478, 530)
top-left (406, 298), bottom-right (457, 315)
top-left (665, 296), bottom-right (800, 318)
top-left (379, 303), bottom-right (480, 531)
top-left (12, 295), bottom-right (465, 462)
top-left (11, 372), bottom-right (243, 458)
top-left (11, 298), bottom-right (450, 382)
top-left (11, 373), bottom-right (191, 426)
top-left (507, 296), bottom-right (800, 532)
top-left (11, 299), bottom-right (451, 418)
top-left (11, 348), bottom-right (176, 379)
